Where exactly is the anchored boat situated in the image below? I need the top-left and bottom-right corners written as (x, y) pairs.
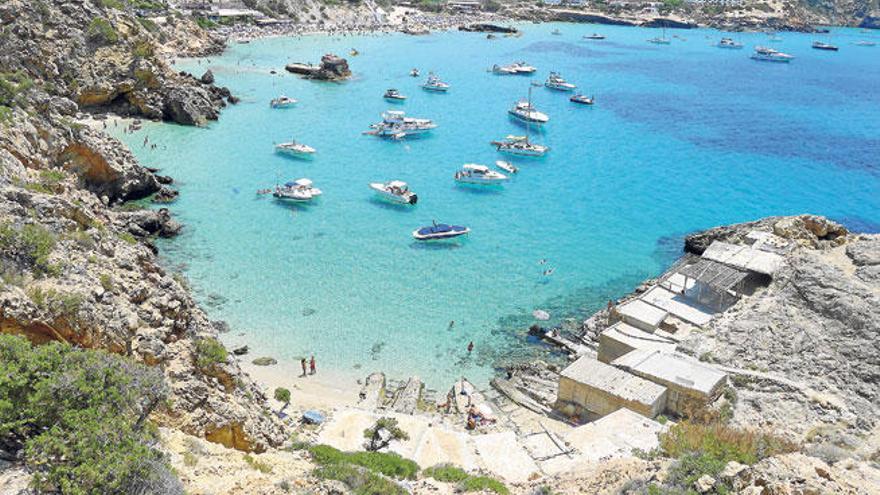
top-left (383, 88), bottom-right (407, 101)
top-left (544, 72), bottom-right (576, 91)
top-left (812, 41), bottom-right (839, 51)
top-left (570, 94), bottom-right (594, 105)
top-left (495, 160), bottom-right (518, 174)
top-left (365, 110), bottom-right (436, 139)
top-left (454, 164), bottom-right (508, 185)
top-left (717, 37), bottom-right (743, 49)
top-left (370, 180), bottom-right (418, 205)
top-left (273, 178), bottom-right (322, 202)
top-left (583, 33), bottom-right (605, 40)
top-left (751, 46), bottom-right (794, 63)
top-left (275, 140), bottom-right (316, 158)
top-left (492, 135), bottom-right (548, 157)
top-left (421, 73), bottom-right (450, 92)
top-left (270, 95), bottom-right (298, 108)
top-left (412, 221), bottom-right (470, 241)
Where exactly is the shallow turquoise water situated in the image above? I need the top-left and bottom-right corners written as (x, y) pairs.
top-left (119, 23), bottom-right (880, 387)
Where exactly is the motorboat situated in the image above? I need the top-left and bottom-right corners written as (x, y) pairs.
top-left (510, 62), bottom-right (537, 74)
top-left (544, 72), bottom-right (576, 91)
top-left (491, 135), bottom-right (549, 157)
top-left (421, 73), bottom-right (450, 92)
top-left (384, 88), bottom-right (407, 101)
top-left (551, 29), bottom-right (562, 35)
top-left (648, 37), bottom-right (671, 45)
top-left (583, 33), bottom-right (605, 40)
top-left (750, 46), bottom-right (794, 63)
top-left (812, 41), bottom-right (839, 51)
top-left (370, 180), bottom-right (418, 205)
top-left (410, 68), bottom-right (420, 77)
top-left (855, 40), bottom-right (877, 47)
top-left (492, 64), bottom-right (518, 75)
top-left (270, 95), bottom-right (298, 108)
top-left (412, 221), bottom-right (470, 241)
top-left (509, 100), bottom-right (549, 124)
top-left (717, 37), bottom-right (743, 49)
top-left (275, 140), bottom-right (316, 158)
top-left (495, 160), bottom-right (518, 174)
top-left (570, 94), bottom-right (594, 105)
top-left (365, 110), bottom-right (436, 138)
top-left (273, 178), bottom-right (322, 202)
top-left (454, 163), bottom-right (508, 185)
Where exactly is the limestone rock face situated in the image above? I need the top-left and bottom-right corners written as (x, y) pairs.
top-left (285, 54), bottom-right (351, 81)
top-left (730, 453), bottom-right (879, 494)
top-left (684, 214), bottom-right (847, 254)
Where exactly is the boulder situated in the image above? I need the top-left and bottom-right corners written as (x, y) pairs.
top-left (285, 54), bottom-right (351, 81)
top-left (200, 69), bottom-right (215, 84)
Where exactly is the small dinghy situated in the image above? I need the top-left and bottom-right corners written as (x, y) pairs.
top-left (495, 160), bottom-right (518, 174)
top-left (413, 221), bottom-right (470, 241)
top-left (570, 94), bottom-right (594, 105)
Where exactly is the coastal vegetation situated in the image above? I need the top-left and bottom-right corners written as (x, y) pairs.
top-left (424, 464), bottom-right (510, 494)
top-left (0, 221), bottom-right (57, 276)
top-left (195, 336), bottom-right (228, 369)
top-left (0, 334), bottom-right (181, 494)
top-left (86, 16), bottom-right (119, 44)
top-left (363, 416), bottom-right (409, 451)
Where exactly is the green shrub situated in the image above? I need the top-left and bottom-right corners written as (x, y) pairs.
top-left (132, 40), bottom-right (154, 58)
top-left (314, 464), bottom-right (407, 495)
top-left (364, 417), bottom-right (409, 451)
top-left (194, 16), bottom-right (217, 29)
top-left (87, 17), bottom-right (119, 44)
top-left (243, 454), bottom-right (272, 473)
top-left (423, 463), bottom-right (469, 482)
top-left (99, 273), bottom-right (113, 291)
top-left (0, 222), bottom-right (57, 275)
top-left (99, 0), bottom-right (124, 8)
top-left (0, 335), bottom-right (180, 495)
top-left (195, 337), bottom-right (227, 369)
top-left (27, 287), bottom-right (83, 324)
top-left (0, 105), bottom-right (13, 125)
top-left (119, 231), bottom-right (137, 244)
top-left (458, 475), bottom-right (509, 494)
top-left (0, 71), bottom-right (34, 107)
top-left (137, 17), bottom-right (159, 33)
top-left (274, 387), bottom-right (291, 404)
top-left (308, 444), bottom-right (419, 480)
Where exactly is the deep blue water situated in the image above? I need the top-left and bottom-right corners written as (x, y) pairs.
top-left (118, 23), bottom-right (880, 387)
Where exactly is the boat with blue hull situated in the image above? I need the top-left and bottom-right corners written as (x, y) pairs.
top-left (412, 222), bottom-right (470, 241)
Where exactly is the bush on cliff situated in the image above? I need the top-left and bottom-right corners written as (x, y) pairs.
top-left (87, 17), bottom-right (119, 44)
top-left (0, 334), bottom-right (182, 494)
top-left (195, 336), bottom-right (228, 369)
top-left (0, 221), bottom-right (57, 276)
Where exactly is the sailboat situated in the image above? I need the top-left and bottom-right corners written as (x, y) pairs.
top-left (648, 25), bottom-right (671, 45)
top-left (495, 84), bottom-right (549, 157)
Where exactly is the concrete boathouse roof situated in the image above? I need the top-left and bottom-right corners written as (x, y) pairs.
top-left (561, 355), bottom-right (667, 405)
top-left (612, 349), bottom-right (727, 396)
top-left (701, 241), bottom-right (784, 276)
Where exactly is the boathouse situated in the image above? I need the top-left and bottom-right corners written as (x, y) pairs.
top-left (613, 298), bottom-right (669, 333)
top-left (612, 349), bottom-right (727, 416)
top-left (556, 355), bottom-right (667, 420)
top-left (598, 322), bottom-right (677, 364)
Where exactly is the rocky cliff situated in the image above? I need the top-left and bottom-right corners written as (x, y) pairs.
top-left (0, 0), bottom-right (231, 126)
top-left (0, 0), bottom-right (286, 454)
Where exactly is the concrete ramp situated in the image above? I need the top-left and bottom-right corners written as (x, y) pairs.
top-left (411, 427), bottom-right (476, 469)
top-left (473, 431), bottom-right (541, 483)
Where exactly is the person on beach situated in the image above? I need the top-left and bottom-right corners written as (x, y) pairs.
top-left (309, 355), bottom-right (316, 375)
top-left (300, 358), bottom-right (307, 377)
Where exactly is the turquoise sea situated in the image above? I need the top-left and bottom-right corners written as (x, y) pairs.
top-left (118, 23), bottom-right (880, 388)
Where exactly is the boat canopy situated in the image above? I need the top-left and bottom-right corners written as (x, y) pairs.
top-left (506, 135), bottom-right (528, 141)
top-left (463, 164), bottom-right (490, 173)
top-left (293, 178), bottom-right (313, 187)
top-left (388, 180), bottom-right (408, 188)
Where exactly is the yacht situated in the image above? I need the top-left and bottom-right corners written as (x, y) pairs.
top-left (270, 96), bottom-right (298, 108)
top-left (751, 46), bottom-right (794, 63)
top-left (717, 37), bottom-right (743, 49)
top-left (273, 178), bottom-right (322, 202)
top-left (383, 88), bottom-right (407, 101)
top-left (454, 164), bottom-right (508, 185)
top-left (366, 111), bottom-right (436, 139)
top-left (412, 221), bottom-right (470, 241)
top-left (491, 135), bottom-right (549, 157)
top-left (812, 41), bottom-right (839, 51)
top-left (570, 94), bottom-right (594, 105)
top-left (370, 180), bottom-right (418, 205)
top-left (544, 72), bottom-right (577, 91)
top-left (492, 64), bottom-right (518, 75)
top-left (275, 140), bottom-right (316, 158)
top-left (509, 100), bottom-right (549, 124)
top-left (495, 160), bottom-right (518, 174)
top-left (510, 61), bottom-right (537, 74)
top-left (421, 73), bottom-right (450, 92)
top-left (583, 33), bottom-right (605, 40)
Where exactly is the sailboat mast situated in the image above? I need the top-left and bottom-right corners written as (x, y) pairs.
top-left (526, 84), bottom-right (532, 144)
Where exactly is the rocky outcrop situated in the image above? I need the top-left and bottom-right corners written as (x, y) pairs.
top-left (861, 14), bottom-right (880, 29)
top-left (285, 54), bottom-right (351, 81)
top-left (684, 215), bottom-right (847, 255)
top-left (0, 0), bottom-right (231, 126)
top-left (723, 454), bottom-right (880, 493)
top-left (458, 23), bottom-right (518, 33)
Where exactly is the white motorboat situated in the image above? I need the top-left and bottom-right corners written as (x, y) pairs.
top-left (495, 160), bottom-right (518, 174)
top-left (812, 41), bottom-right (839, 51)
top-left (544, 72), bottom-right (576, 91)
top-left (410, 68), bottom-right (420, 77)
top-left (365, 111), bottom-right (436, 138)
top-left (370, 180), bottom-right (418, 205)
top-left (551, 29), bottom-right (561, 35)
top-left (751, 46), bottom-right (794, 63)
top-left (275, 140), bottom-right (316, 158)
top-left (717, 37), bottom-right (743, 49)
top-left (492, 64), bottom-right (518, 75)
top-left (509, 100), bottom-right (549, 124)
top-left (384, 88), bottom-right (407, 101)
top-left (270, 95), bottom-right (298, 108)
top-left (510, 62), bottom-right (537, 74)
top-left (412, 221), bottom-right (470, 241)
top-left (491, 135), bottom-right (549, 157)
top-left (454, 164), bottom-right (508, 185)
top-left (855, 40), bottom-right (876, 47)
top-left (583, 33), bottom-right (605, 40)
top-left (273, 178), bottom-right (322, 202)
top-left (421, 73), bottom-right (450, 92)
